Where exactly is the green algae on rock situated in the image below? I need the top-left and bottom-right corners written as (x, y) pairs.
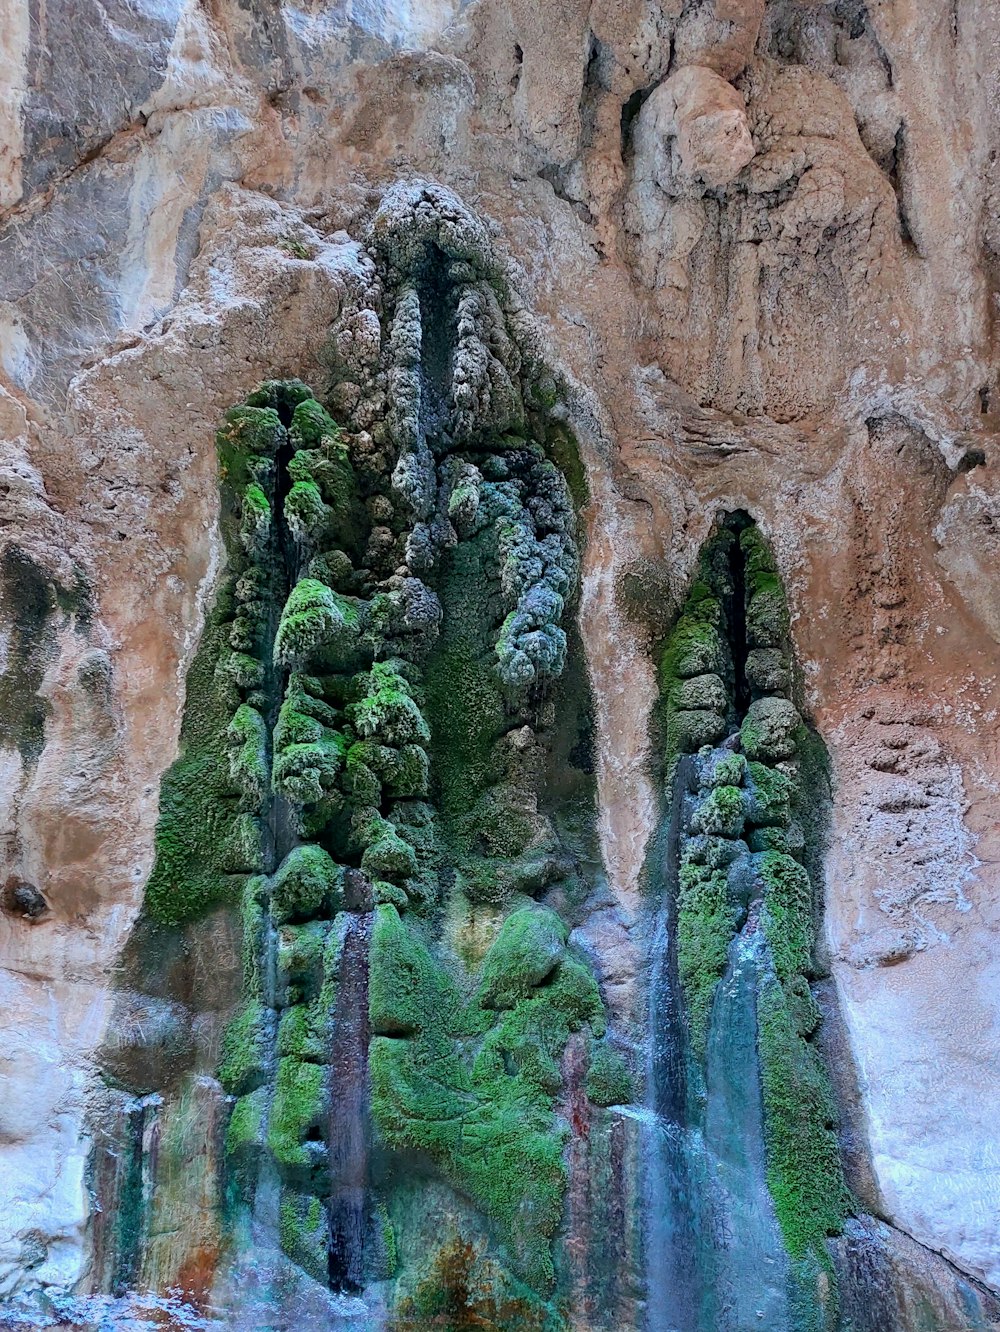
top-left (651, 511), bottom-right (852, 1327)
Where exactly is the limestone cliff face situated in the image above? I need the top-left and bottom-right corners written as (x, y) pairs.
top-left (1, 0), bottom-right (998, 1327)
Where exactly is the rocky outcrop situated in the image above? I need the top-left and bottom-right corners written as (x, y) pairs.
top-left (1, 0), bottom-right (999, 1326)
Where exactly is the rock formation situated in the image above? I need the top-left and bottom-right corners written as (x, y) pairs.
top-left (1, 1), bottom-right (999, 1329)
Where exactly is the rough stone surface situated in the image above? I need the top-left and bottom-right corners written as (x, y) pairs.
top-left (0, 0), bottom-right (999, 1312)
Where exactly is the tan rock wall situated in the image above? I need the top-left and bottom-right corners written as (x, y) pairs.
top-left (0, 0), bottom-right (997, 1298)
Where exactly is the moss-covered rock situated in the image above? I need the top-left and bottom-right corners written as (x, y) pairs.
top-left (741, 697), bottom-right (801, 763)
top-left (586, 1041), bottom-right (634, 1108)
top-left (692, 784), bottom-right (747, 838)
top-left (705, 751), bottom-right (747, 788)
top-left (745, 760), bottom-right (793, 827)
top-left (676, 860), bottom-right (741, 1056)
top-left (477, 908), bottom-right (567, 1010)
top-left (268, 1056), bottom-right (329, 1183)
top-left (225, 1087), bottom-right (268, 1198)
top-left (758, 974), bottom-right (849, 1261)
top-left (745, 647), bottom-right (790, 695)
top-left (369, 906), bottom-right (606, 1289)
top-left (280, 1190), bottom-right (329, 1283)
top-left (274, 578), bottom-right (362, 669)
top-left (272, 845), bottom-right (343, 924)
top-left (218, 998), bottom-right (274, 1097)
top-left (672, 673), bottom-right (728, 713)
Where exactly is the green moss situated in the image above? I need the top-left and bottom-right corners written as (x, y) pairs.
top-left (276, 921), bottom-right (330, 1006)
top-left (657, 583), bottom-right (731, 774)
top-left (216, 405), bottom-right (283, 492)
top-left (453, 785), bottom-right (536, 862)
top-left (244, 378), bottom-right (314, 415)
top-left (758, 851), bottom-right (813, 983)
top-left (693, 784), bottom-right (746, 838)
top-left (225, 1087), bottom-right (268, 1198)
top-left (274, 578), bottom-right (361, 669)
top-left (285, 479), bottom-right (333, 547)
top-left (741, 526), bottom-right (790, 650)
top-left (144, 390), bottom-right (292, 926)
top-left (271, 845), bottom-right (343, 924)
top-left (477, 908), bottom-right (566, 1010)
top-left (279, 1190), bottom-right (328, 1282)
top-left (790, 721), bottom-right (833, 890)
top-left (708, 752), bottom-right (747, 788)
top-left (676, 860), bottom-right (741, 1056)
top-left (369, 905), bottom-right (452, 1036)
top-left (746, 761), bottom-right (793, 827)
top-left (268, 1057), bottom-right (328, 1183)
top-left (758, 974), bottom-right (849, 1261)
top-left (369, 905), bottom-right (606, 1289)
top-left (546, 423), bottom-right (589, 511)
top-left (218, 998), bottom-right (273, 1096)
top-left (351, 662), bottom-right (430, 746)
top-left (741, 697), bottom-right (800, 763)
top-left (227, 703), bottom-right (269, 808)
top-left (143, 626), bottom-right (245, 926)
top-left (362, 825), bottom-right (419, 883)
top-left (586, 1041), bottom-right (634, 1108)
top-left (391, 1236), bottom-right (561, 1332)
top-left (424, 540), bottom-right (507, 819)
top-left (379, 1205), bottom-right (398, 1279)
top-left (277, 1002), bottom-right (327, 1060)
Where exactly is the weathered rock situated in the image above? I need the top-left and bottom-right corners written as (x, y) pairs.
top-left (0, 0), bottom-right (998, 1315)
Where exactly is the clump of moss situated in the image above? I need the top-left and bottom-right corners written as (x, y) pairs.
top-left (740, 525), bottom-right (791, 650)
top-left (227, 704), bottom-right (269, 808)
top-left (656, 531), bottom-right (740, 775)
top-left (350, 661), bottom-right (430, 748)
top-left (477, 909), bottom-right (567, 1010)
top-left (268, 1056), bottom-right (329, 1185)
top-left (758, 974), bottom-right (849, 1261)
top-left (272, 674), bottom-right (348, 805)
top-left (658, 513), bottom-right (850, 1313)
top-left (740, 696), bottom-right (801, 763)
top-left (225, 1087), bottom-right (268, 1198)
top-left (144, 402), bottom-right (291, 925)
top-left (369, 904), bottom-right (605, 1289)
top-left (274, 578), bottom-right (361, 669)
top-left (280, 1190), bottom-right (329, 1282)
top-left (361, 823), bottom-right (420, 883)
top-left (218, 999), bottom-right (274, 1097)
top-left (586, 1041), bottom-right (634, 1107)
top-left (271, 844), bottom-right (343, 924)
top-left (758, 850), bottom-right (813, 983)
top-left (746, 761), bottom-right (792, 827)
top-left (676, 860), bottom-right (741, 1056)
top-left (692, 784), bottom-right (746, 838)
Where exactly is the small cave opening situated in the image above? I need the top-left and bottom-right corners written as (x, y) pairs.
top-left (510, 42), bottom-right (523, 93)
top-left (620, 83), bottom-right (654, 160)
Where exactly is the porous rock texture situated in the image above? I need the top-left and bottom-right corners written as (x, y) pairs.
top-left (1, 0), bottom-right (999, 1323)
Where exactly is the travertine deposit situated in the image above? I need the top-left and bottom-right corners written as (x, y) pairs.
top-left (1, 0), bottom-right (998, 1328)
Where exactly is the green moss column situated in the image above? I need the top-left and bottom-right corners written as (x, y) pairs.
top-left (655, 514), bottom-right (851, 1330)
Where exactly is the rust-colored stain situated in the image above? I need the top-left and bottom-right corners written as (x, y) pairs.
top-left (390, 1238), bottom-right (552, 1332)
